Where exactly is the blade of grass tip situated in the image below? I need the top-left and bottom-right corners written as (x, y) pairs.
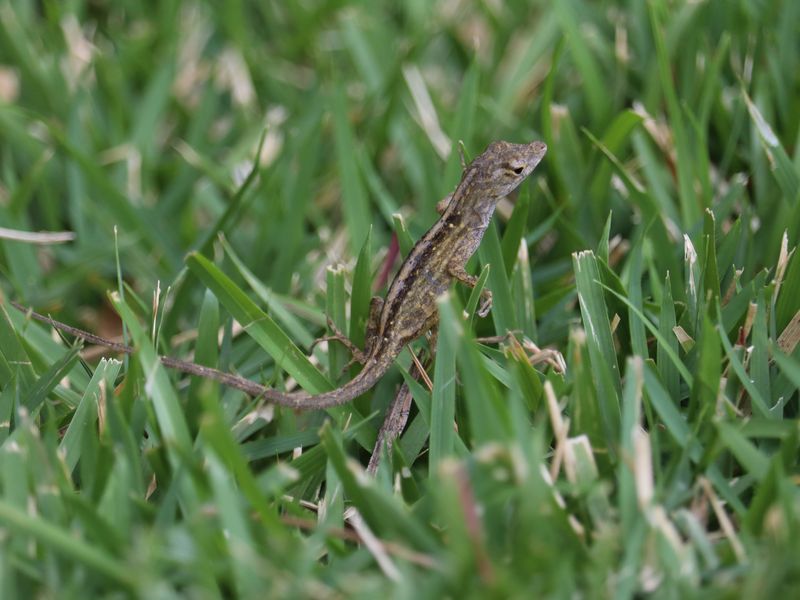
top-left (349, 228), bottom-right (373, 352)
top-left (596, 211), bottom-right (612, 265)
top-left (429, 293), bottom-right (459, 473)
top-left (60, 358), bottom-right (122, 474)
top-left (479, 221), bottom-right (517, 334)
top-left (326, 265), bottom-right (348, 379)
top-left (186, 252), bottom-right (331, 394)
top-left (572, 251), bottom-right (621, 445)
top-left (332, 84), bottom-right (371, 257)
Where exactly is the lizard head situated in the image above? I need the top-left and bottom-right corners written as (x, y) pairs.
top-left (468, 140), bottom-right (547, 199)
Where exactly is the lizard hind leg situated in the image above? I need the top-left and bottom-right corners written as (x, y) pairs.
top-left (310, 316), bottom-right (367, 365)
top-left (310, 295), bottom-right (384, 372)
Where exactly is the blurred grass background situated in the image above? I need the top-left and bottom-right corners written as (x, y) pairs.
top-left (1, 0), bottom-right (799, 596)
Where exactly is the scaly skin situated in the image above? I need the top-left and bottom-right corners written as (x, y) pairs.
top-left (259, 139), bottom-right (547, 409)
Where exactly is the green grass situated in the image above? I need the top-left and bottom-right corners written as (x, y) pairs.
top-left (1, 0), bottom-right (799, 596)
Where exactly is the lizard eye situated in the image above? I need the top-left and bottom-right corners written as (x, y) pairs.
top-left (502, 162), bottom-right (525, 176)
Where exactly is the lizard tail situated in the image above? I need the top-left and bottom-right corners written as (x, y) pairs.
top-left (260, 356), bottom-right (395, 410)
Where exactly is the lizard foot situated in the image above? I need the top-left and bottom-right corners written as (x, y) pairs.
top-left (477, 289), bottom-right (493, 318)
top-left (310, 317), bottom-right (367, 364)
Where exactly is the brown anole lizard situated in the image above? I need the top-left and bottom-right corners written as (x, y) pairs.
top-left (13, 140), bottom-right (546, 410)
top-left (260, 139), bottom-right (547, 409)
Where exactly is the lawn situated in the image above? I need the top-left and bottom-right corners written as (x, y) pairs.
top-left (1, 0), bottom-right (799, 596)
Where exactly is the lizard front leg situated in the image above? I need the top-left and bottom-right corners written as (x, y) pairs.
top-left (435, 193), bottom-right (453, 215)
top-left (361, 296), bottom-right (383, 357)
top-left (448, 264), bottom-right (492, 318)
